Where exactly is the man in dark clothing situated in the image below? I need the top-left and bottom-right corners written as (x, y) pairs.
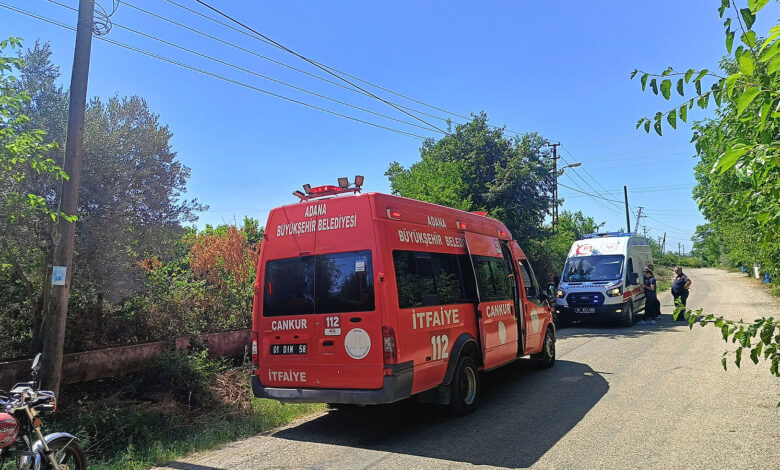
top-left (639, 268), bottom-right (659, 324)
top-left (671, 266), bottom-right (691, 320)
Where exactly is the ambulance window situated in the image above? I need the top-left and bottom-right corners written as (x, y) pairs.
top-left (393, 251), bottom-right (476, 308)
top-left (626, 258), bottom-right (634, 283)
top-left (315, 250), bottom-right (375, 314)
top-left (264, 256), bottom-right (315, 316)
top-left (473, 256), bottom-right (513, 301)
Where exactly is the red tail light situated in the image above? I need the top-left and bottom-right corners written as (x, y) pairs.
top-left (382, 326), bottom-right (397, 363)
top-left (251, 331), bottom-right (259, 367)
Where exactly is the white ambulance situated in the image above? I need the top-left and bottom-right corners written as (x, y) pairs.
top-left (555, 232), bottom-right (653, 326)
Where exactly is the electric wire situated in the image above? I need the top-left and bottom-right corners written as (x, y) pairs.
top-left (192, 0), bottom-right (449, 135)
top-left (0, 3), bottom-right (428, 139)
top-left (47, 0), bottom-right (441, 133)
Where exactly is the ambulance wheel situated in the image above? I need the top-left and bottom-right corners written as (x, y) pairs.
top-left (621, 302), bottom-right (634, 327)
top-left (532, 327), bottom-right (556, 369)
top-left (449, 355), bottom-right (479, 416)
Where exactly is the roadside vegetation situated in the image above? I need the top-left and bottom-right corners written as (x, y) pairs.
top-left (633, 0), bottom-right (779, 380)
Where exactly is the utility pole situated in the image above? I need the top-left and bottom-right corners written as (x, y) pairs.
top-left (41, 0), bottom-right (95, 394)
top-left (634, 206), bottom-right (644, 234)
top-left (549, 142), bottom-right (560, 230)
top-left (661, 232), bottom-right (666, 255)
top-left (623, 185), bottom-right (631, 233)
top-left (678, 243), bottom-right (682, 256)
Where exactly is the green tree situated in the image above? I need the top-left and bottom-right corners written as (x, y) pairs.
top-left (631, 1), bottom-right (779, 381)
top-left (386, 113), bottom-right (555, 241)
top-left (690, 223), bottom-right (721, 266)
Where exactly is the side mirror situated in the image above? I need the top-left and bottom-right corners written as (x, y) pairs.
top-left (31, 353), bottom-right (42, 372)
top-left (545, 283), bottom-right (556, 299)
top-left (630, 273), bottom-right (640, 285)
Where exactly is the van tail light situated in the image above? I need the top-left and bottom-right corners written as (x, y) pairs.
top-left (382, 326), bottom-right (397, 363)
top-left (456, 221), bottom-right (467, 230)
top-left (387, 209), bottom-right (401, 220)
top-left (251, 331), bottom-right (259, 367)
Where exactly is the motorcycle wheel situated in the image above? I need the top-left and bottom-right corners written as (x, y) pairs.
top-left (43, 436), bottom-right (86, 470)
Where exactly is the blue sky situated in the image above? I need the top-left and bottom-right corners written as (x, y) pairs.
top-left (2, 0), bottom-right (778, 253)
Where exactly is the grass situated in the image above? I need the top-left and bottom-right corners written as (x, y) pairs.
top-left (34, 352), bottom-right (326, 470)
top-left (654, 265), bottom-right (674, 293)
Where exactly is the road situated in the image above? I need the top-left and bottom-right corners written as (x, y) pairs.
top-left (155, 268), bottom-right (780, 470)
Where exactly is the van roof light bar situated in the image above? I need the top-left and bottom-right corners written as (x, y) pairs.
top-left (294, 176), bottom-right (365, 201)
top-left (583, 232), bottom-right (636, 239)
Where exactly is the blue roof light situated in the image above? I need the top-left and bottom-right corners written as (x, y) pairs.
top-left (583, 232), bottom-right (636, 239)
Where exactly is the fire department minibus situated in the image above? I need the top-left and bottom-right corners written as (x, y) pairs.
top-left (250, 178), bottom-right (556, 415)
top-left (555, 232), bottom-right (653, 326)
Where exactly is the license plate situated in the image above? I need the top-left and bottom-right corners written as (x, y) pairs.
top-left (270, 344), bottom-right (307, 355)
top-left (575, 308), bottom-right (596, 314)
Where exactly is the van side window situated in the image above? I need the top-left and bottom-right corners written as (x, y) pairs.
top-left (393, 251), bottom-right (476, 308)
top-left (626, 258), bottom-right (634, 284)
top-left (473, 256), bottom-right (513, 301)
top-left (519, 260), bottom-right (539, 298)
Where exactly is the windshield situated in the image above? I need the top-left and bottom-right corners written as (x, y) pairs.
top-left (263, 250), bottom-right (374, 316)
top-left (563, 255), bottom-right (624, 282)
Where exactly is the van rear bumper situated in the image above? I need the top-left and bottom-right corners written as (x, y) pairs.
top-left (556, 304), bottom-right (626, 321)
top-left (251, 361), bottom-right (414, 405)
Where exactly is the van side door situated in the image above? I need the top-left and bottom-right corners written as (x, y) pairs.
top-left (464, 232), bottom-right (519, 369)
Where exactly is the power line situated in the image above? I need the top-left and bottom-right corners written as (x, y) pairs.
top-left (0, 3), bottom-right (429, 139)
top-left (557, 182), bottom-right (624, 204)
top-left (192, 0), bottom-right (449, 135)
top-left (48, 0), bottom-right (441, 134)
top-left (561, 145), bottom-right (623, 201)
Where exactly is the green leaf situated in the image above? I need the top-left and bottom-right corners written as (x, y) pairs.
top-left (676, 78), bottom-right (684, 96)
top-left (679, 104), bottom-right (687, 123)
top-left (641, 73), bottom-right (648, 91)
top-left (661, 67), bottom-right (673, 76)
top-left (660, 79), bottom-right (672, 99)
top-left (695, 79), bottom-right (702, 95)
top-left (630, 69), bottom-right (638, 79)
top-left (654, 118), bottom-right (662, 136)
top-left (635, 118), bottom-right (645, 130)
top-left (643, 120), bottom-right (651, 133)
top-left (715, 145), bottom-right (750, 172)
top-left (726, 29), bottom-right (735, 54)
top-left (666, 109), bottom-right (677, 129)
top-left (739, 8), bottom-right (756, 30)
top-left (718, 0), bottom-right (729, 18)
top-left (650, 78), bottom-right (658, 95)
top-left (694, 70), bottom-right (708, 81)
top-left (759, 102), bottom-right (770, 130)
top-left (724, 73), bottom-right (740, 97)
top-left (738, 53), bottom-right (755, 76)
top-left (741, 31), bottom-right (757, 48)
top-left (748, 0), bottom-right (769, 13)
top-left (737, 86), bottom-right (761, 116)
top-left (721, 356), bottom-right (728, 371)
top-left (758, 26), bottom-right (780, 54)
top-left (768, 55), bottom-right (780, 75)
top-left (684, 69), bottom-right (694, 82)
top-left (759, 40), bottom-right (780, 63)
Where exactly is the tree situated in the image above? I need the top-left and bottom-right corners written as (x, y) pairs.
top-left (631, 1), bottom-right (779, 382)
top-left (386, 113), bottom-right (555, 241)
top-left (690, 224), bottom-right (721, 266)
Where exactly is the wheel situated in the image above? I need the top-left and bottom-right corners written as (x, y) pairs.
top-left (620, 302), bottom-right (634, 327)
top-left (448, 355), bottom-right (479, 416)
top-left (532, 328), bottom-right (556, 368)
top-left (42, 436), bottom-right (87, 470)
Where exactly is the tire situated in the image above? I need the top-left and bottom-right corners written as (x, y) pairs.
top-left (532, 328), bottom-right (556, 368)
top-left (448, 355), bottom-right (479, 416)
top-left (620, 302), bottom-right (634, 327)
top-left (43, 436), bottom-right (87, 470)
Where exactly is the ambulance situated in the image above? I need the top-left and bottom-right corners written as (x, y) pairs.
top-left (555, 232), bottom-right (653, 326)
top-left (250, 178), bottom-right (556, 415)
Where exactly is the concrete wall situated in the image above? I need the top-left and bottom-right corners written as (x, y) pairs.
top-left (0, 329), bottom-right (250, 389)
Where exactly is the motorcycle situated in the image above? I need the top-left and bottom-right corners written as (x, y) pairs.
top-left (0, 353), bottom-right (86, 470)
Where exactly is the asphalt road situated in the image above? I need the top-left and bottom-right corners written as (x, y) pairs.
top-left (155, 268), bottom-right (780, 470)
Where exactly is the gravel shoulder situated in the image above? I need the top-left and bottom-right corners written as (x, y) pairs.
top-left (154, 268), bottom-right (780, 470)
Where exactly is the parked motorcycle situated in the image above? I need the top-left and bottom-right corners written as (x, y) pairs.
top-left (0, 354), bottom-right (85, 470)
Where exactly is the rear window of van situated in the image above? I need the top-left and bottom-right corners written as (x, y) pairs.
top-left (263, 250), bottom-right (374, 316)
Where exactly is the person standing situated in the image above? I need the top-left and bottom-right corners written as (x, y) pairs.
top-left (638, 268), bottom-right (658, 324)
top-left (671, 266), bottom-right (692, 320)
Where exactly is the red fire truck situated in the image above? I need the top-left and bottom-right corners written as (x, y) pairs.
top-left (250, 178), bottom-right (556, 414)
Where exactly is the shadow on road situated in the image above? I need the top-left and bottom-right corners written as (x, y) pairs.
top-left (272, 359), bottom-right (608, 468)
top-left (557, 314), bottom-right (691, 340)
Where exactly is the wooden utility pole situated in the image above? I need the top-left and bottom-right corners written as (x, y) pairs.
top-left (549, 142), bottom-right (560, 230)
top-left (661, 232), bottom-right (666, 254)
top-left (41, 0), bottom-right (95, 394)
top-left (623, 186), bottom-right (631, 233)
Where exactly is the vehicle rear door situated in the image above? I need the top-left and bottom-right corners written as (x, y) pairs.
top-left (464, 232), bottom-right (519, 370)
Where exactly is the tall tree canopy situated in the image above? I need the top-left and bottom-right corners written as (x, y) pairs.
top-left (385, 113), bottom-right (555, 241)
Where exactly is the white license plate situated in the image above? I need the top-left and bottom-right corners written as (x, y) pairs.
top-left (575, 308), bottom-right (596, 314)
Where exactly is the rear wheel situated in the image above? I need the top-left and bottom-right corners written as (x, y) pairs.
top-left (621, 302), bottom-right (634, 327)
top-left (42, 436), bottom-right (86, 470)
top-left (532, 328), bottom-right (556, 368)
top-left (449, 355), bottom-right (479, 416)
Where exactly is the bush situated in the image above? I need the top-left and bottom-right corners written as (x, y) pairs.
top-left (136, 349), bottom-right (228, 409)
